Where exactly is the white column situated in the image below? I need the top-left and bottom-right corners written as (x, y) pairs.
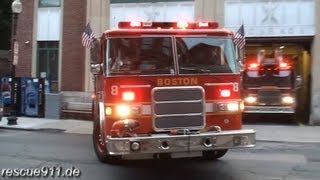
top-left (310, 0), bottom-right (320, 125)
top-left (85, 0), bottom-right (110, 92)
top-left (31, 1), bottom-right (39, 78)
top-left (194, 0), bottom-right (224, 25)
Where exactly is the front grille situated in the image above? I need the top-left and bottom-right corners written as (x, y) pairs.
top-left (257, 90), bottom-right (281, 105)
top-left (152, 86), bottom-right (205, 131)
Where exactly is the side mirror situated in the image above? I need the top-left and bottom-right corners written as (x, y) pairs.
top-left (90, 38), bottom-right (101, 64)
top-left (89, 38), bottom-right (102, 75)
top-left (295, 75), bottom-right (303, 89)
top-left (238, 60), bottom-right (244, 72)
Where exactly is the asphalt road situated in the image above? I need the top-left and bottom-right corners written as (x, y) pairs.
top-left (0, 129), bottom-right (319, 180)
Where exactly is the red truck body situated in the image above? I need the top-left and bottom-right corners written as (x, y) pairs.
top-left (90, 21), bottom-right (255, 163)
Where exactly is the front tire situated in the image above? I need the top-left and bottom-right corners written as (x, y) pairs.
top-left (202, 149), bottom-right (228, 160)
top-left (92, 103), bottom-right (121, 164)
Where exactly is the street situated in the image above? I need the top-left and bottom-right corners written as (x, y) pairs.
top-left (0, 129), bottom-right (319, 180)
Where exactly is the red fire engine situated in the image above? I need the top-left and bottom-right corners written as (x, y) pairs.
top-left (242, 48), bottom-right (301, 118)
top-left (90, 21), bottom-right (256, 164)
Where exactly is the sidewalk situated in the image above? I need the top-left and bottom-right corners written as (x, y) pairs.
top-left (0, 117), bottom-right (319, 143)
top-left (0, 117), bottom-right (92, 134)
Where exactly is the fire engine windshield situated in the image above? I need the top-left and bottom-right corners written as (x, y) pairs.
top-left (106, 37), bottom-right (236, 76)
top-left (176, 37), bottom-right (236, 74)
top-left (107, 37), bottom-right (174, 75)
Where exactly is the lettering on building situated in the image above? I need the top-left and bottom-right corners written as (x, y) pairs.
top-left (262, 2), bottom-right (278, 24)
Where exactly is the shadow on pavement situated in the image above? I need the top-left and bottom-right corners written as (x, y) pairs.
top-left (101, 158), bottom-right (233, 180)
top-left (242, 113), bottom-right (301, 126)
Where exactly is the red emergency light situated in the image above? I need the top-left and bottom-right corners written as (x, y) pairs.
top-left (220, 89), bottom-right (231, 97)
top-left (177, 21), bottom-right (189, 29)
top-left (279, 62), bottom-right (291, 70)
top-left (118, 21), bottom-right (219, 29)
top-left (247, 62), bottom-right (260, 70)
top-left (122, 91), bottom-right (135, 101)
top-left (130, 21), bottom-right (142, 27)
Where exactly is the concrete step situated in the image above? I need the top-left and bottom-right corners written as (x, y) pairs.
top-left (63, 102), bottom-right (91, 111)
top-left (61, 91), bottom-right (93, 120)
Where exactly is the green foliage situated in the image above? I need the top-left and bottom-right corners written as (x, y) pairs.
top-left (0, 0), bottom-right (12, 50)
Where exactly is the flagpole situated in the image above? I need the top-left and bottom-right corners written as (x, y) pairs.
top-left (234, 25), bottom-right (245, 62)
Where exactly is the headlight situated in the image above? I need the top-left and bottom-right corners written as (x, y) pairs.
top-left (218, 102), bottom-right (240, 111)
top-left (105, 106), bottom-right (112, 116)
top-left (122, 91), bottom-right (135, 101)
top-left (282, 96), bottom-right (294, 104)
top-left (227, 103), bottom-right (239, 111)
top-left (106, 105), bottom-right (141, 118)
top-left (244, 96), bottom-right (257, 104)
top-left (116, 105), bottom-right (131, 117)
top-left (240, 101), bottom-right (244, 111)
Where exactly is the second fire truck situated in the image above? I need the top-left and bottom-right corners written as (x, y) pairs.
top-left (242, 48), bottom-right (301, 118)
top-left (90, 21), bottom-right (255, 164)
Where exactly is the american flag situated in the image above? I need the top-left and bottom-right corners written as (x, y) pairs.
top-left (82, 23), bottom-right (96, 48)
top-left (233, 24), bottom-right (245, 50)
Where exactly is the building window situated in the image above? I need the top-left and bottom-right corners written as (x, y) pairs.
top-left (37, 41), bottom-right (59, 92)
top-left (39, 0), bottom-right (61, 7)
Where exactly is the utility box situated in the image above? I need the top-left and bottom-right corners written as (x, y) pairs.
top-left (45, 92), bottom-right (62, 119)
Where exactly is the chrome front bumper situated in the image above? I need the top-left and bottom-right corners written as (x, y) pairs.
top-left (106, 129), bottom-right (255, 156)
top-left (244, 106), bottom-right (295, 113)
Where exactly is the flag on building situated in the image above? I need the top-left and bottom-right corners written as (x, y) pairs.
top-left (82, 23), bottom-right (96, 49)
top-left (233, 24), bottom-right (245, 50)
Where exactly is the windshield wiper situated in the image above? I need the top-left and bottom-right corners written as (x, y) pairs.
top-left (180, 67), bottom-right (211, 73)
top-left (109, 70), bottom-right (141, 75)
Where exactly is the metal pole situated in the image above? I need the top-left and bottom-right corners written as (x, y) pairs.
top-left (11, 13), bottom-right (17, 78)
top-left (7, 12), bottom-right (18, 125)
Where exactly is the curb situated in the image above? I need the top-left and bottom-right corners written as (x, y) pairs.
top-left (0, 126), bottom-right (65, 133)
top-left (255, 139), bottom-right (320, 144)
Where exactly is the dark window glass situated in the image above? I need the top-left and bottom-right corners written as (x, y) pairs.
top-left (107, 37), bottom-right (174, 75)
top-left (39, 0), bottom-right (60, 7)
top-left (37, 41), bottom-right (59, 92)
top-left (176, 37), bottom-right (237, 74)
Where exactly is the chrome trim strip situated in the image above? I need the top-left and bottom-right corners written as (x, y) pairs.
top-left (246, 87), bottom-right (291, 90)
top-left (99, 102), bottom-right (105, 121)
top-left (120, 85), bottom-right (151, 88)
top-left (205, 103), bottom-right (214, 112)
top-left (141, 105), bottom-right (151, 115)
top-left (204, 82), bottom-right (234, 86)
top-left (155, 113), bottom-right (203, 118)
top-left (244, 106), bottom-right (295, 113)
top-left (155, 99), bottom-right (202, 104)
top-left (106, 129), bottom-right (256, 155)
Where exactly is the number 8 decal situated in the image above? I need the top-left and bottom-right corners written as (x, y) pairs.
top-left (233, 83), bottom-right (239, 92)
top-left (111, 85), bottom-right (118, 95)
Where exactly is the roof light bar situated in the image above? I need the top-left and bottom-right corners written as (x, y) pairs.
top-left (198, 22), bottom-right (209, 27)
top-left (118, 21), bottom-right (219, 29)
top-left (177, 21), bottom-right (189, 29)
top-left (130, 21), bottom-right (142, 27)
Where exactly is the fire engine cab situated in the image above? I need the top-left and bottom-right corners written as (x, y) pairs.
top-left (242, 48), bottom-right (301, 117)
top-left (90, 21), bottom-right (256, 164)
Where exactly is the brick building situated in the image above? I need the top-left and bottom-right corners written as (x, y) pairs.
top-left (15, 0), bottom-right (87, 92)
top-left (14, 0), bottom-right (320, 124)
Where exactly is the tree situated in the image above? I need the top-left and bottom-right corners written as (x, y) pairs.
top-left (0, 0), bottom-right (12, 50)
